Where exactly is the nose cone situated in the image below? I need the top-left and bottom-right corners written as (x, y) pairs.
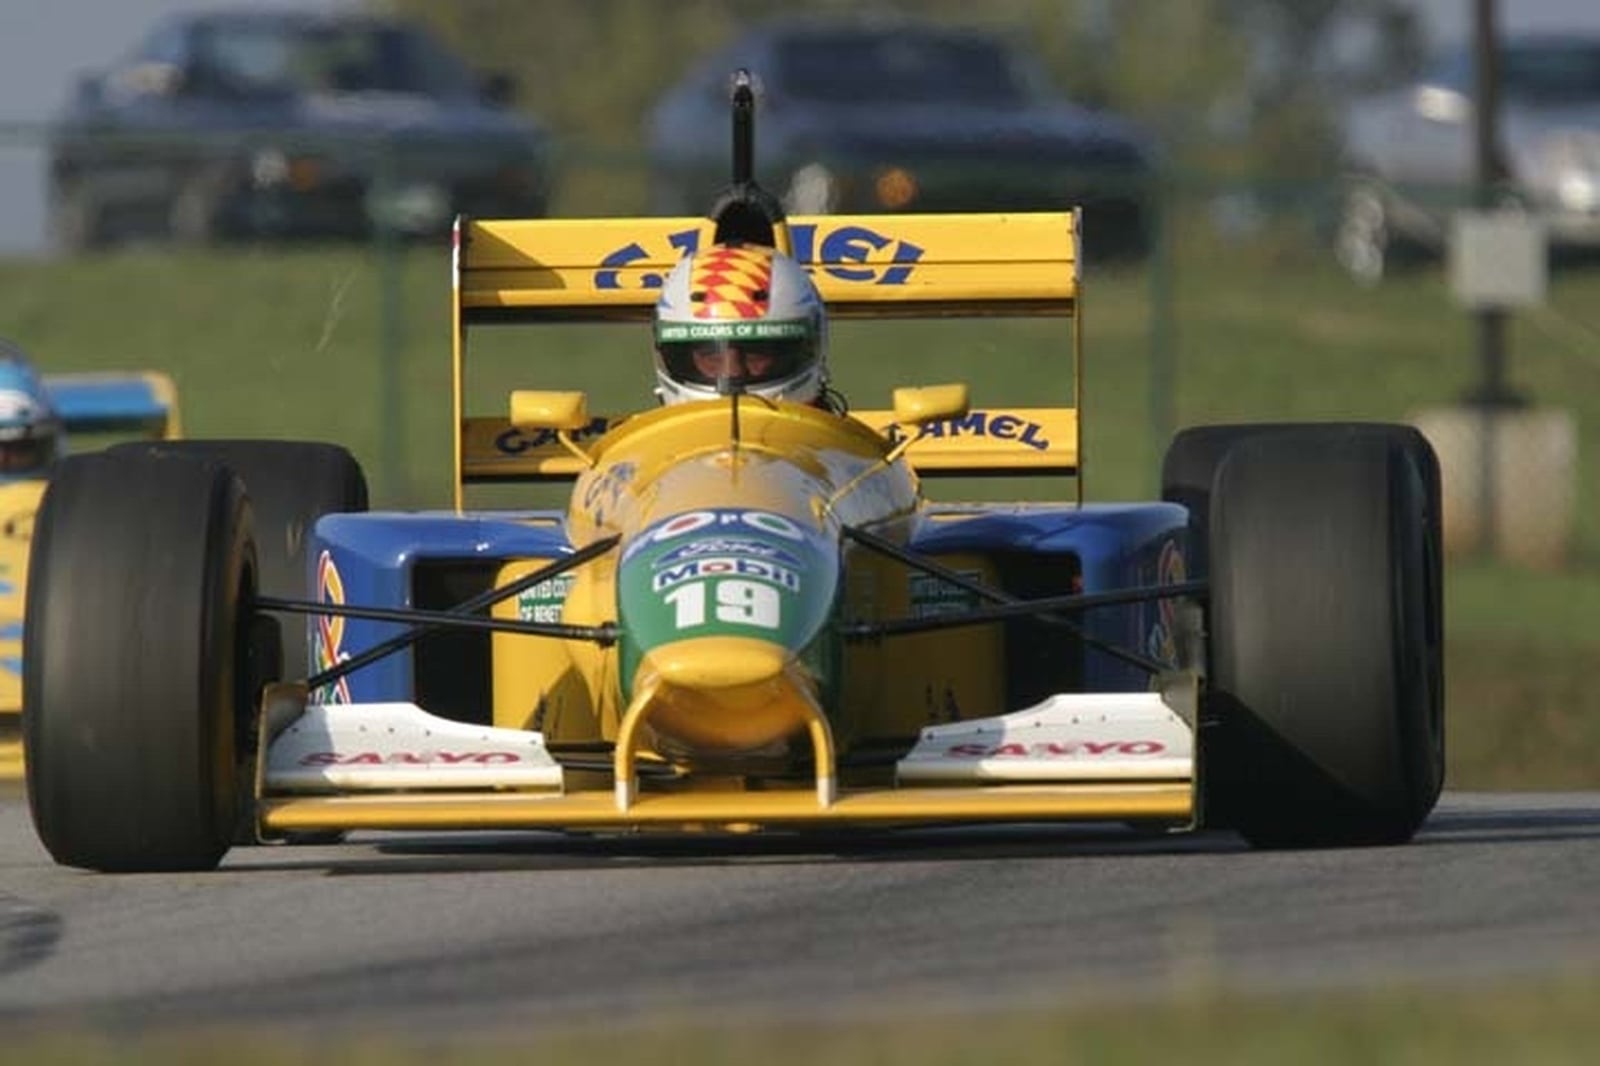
top-left (635, 636), bottom-right (814, 753)
top-left (645, 635), bottom-right (786, 689)
top-left (614, 501), bottom-right (844, 756)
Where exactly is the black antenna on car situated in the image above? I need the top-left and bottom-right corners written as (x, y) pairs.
top-left (704, 68), bottom-right (791, 253)
top-left (694, 68), bottom-right (793, 451)
top-left (732, 68), bottom-right (756, 186)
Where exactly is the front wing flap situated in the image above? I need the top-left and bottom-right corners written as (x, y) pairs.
top-left (255, 679), bottom-right (1196, 835)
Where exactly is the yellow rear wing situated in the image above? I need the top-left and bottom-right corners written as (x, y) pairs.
top-left (452, 212), bottom-right (1081, 503)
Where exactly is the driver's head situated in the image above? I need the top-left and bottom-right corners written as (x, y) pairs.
top-left (652, 243), bottom-right (827, 406)
top-left (0, 348), bottom-right (60, 478)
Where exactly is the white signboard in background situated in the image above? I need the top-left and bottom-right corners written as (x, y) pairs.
top-left (1448, 209), bottom-right (1548, 310)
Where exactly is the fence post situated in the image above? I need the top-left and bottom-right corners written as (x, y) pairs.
top-left (1147, 173), bottom-right (1176, 487)
top-left (374, 134), bottom-right (407, 506)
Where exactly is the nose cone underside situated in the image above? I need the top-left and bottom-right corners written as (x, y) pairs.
top-left (632, 634), bottom-right (820, 753)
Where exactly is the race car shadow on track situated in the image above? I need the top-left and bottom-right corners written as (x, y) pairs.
top-left (1406, 803), bottom-right (1600, 849)
top-left (218, 800), bottom-right (1600, 876)
top-left (220, 825), bottom-right (1255, 877)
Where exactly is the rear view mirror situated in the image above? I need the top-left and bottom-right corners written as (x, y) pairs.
top-left (510, 390), bottom-right (594, 468)
top-left (892, 384), bottom-right (970, 426)
top-left (884, 384), bottom-right (971, 465)
top-left (510, 390), bottom-right (589, 431)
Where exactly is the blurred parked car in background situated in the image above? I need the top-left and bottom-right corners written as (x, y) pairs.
top-left (1333, 33), bottom-right (1600, 283)
top-left (48, 9), bottom-right (551, 252)
top-left (646, 18), bottom-right (1158, 259)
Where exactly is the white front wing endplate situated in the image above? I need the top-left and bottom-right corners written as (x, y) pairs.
top-left (262, 699), bottom-right (564, 792)
top-left (896, 684), bottom-right (1195, 785)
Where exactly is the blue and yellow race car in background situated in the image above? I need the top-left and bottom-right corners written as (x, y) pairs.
top-left (0, 346), bottom-right (182, 775)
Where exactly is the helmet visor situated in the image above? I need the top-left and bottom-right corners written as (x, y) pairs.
top-left (655, 319), bottom-right (816, 392)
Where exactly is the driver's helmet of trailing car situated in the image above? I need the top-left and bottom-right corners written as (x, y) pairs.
top-left (652, 242), bottom-right (828, 406)
top-left (0, 343), bottom-right (61, 478)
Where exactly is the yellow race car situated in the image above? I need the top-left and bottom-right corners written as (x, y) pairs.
top-left (0, 350), bottom-right (181, 776)
top-left (22, 78), bottom-right (1444, 871)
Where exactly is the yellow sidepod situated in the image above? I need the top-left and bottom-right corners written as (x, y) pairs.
top-left (490, 550), bottom-right (620, 741)
top-left (839, 549), bottom-right (1006, 740)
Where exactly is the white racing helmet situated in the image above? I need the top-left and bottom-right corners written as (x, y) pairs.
top-left (652, 242), bottom-right (828, 406)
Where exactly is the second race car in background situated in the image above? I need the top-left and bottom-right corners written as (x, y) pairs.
top-left (0, 345), bottom-right (183, 775)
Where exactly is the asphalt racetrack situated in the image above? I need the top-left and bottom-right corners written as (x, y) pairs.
top-left (2, 791), bottom-right (1599, 1037)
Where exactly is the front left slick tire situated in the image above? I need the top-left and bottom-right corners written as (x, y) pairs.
top-left (24, 450), bottom-right (258, 872)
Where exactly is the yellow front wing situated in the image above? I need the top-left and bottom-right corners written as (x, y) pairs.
top-left (260, 784), bottom-right (1192, 835)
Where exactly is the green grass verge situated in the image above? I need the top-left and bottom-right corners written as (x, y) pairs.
top-left (2, 238), bottom-right (1599, 787)
top-left (6, 972), bottom-right (1600, 1065)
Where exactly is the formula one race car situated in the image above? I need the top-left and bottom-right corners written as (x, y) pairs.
top-left (23, 77), bottom-right (1443, 872)
top-left (0, 352), bottom-right (183, 777)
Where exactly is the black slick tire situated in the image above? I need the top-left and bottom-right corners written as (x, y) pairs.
top-left (112, 440), bottom-right (367, 682)
top-left (1201, 425), bottom-right (1444, 847)
top-left (24, 450), bottom-right (257, 872)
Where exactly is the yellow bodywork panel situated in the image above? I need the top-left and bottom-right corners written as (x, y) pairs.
top-left (260, 783), bottom-right (1192, 834)
top-left (492, 555), bottom-right (617, 740)
top-left (463, 405), bottom-right (1079, 482)
top-left (0, 479), bottom-right (45, 775)
top-left (630, 635), bottom-right (822, 756)
top-left (855, 406), bottom-right (1079, 475)
top-left (840, 551), bottom-right (1005, 744)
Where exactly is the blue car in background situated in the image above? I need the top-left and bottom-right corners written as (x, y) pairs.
top-left (48, 9), bottom-right (552, 251)
top-left (646, 18), bottom-right (1158, 259)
